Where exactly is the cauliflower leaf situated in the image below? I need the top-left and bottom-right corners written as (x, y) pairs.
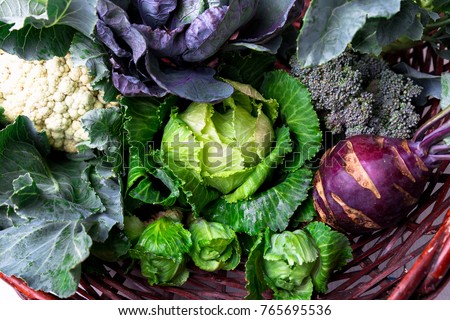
top-left (0, 116), bottom-right (123, 298)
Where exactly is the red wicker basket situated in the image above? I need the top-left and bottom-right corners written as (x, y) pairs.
top-left (1, 14), bottom-right (450, 300)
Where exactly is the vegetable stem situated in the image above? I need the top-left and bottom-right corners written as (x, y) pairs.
top-left (426, 16), bottom-right (450, 30)
top-left (419, 122), bottom-right (450, 152)
top-left (429, 144), bottom-right (450, 154)
top-left (413, 107), bottom-right (450, 142)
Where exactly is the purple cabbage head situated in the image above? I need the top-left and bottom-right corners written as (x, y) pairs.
top-left (96, 0), bottom-right (304, 102)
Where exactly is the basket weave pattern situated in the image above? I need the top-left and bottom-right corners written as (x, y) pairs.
top-left (1, 43), bottom-right (449, 301)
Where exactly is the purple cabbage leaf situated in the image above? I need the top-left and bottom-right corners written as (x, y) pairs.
top-left (96, 0), bottom-right (303, 102)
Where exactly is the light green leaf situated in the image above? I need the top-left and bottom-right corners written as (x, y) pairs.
top-left (296, 0), bottom-right (402, 67)
top-left (189, 218), bottom-right (241, 272)
top-left (130, 216), bottom-right (192, 286)
top-left (262, 229), bottom-right (318, 300)
top-left (161, 112), bottom-right (221, 213)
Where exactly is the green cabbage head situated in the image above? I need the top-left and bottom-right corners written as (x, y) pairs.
top-left (263, 229), bottom-right (318, 299)
top-left (189, 218), bottom-right (241, 272)
top-left (162, 85), bottom-right (279, 206)
top-left (129, 216), bottom-right (192, 286)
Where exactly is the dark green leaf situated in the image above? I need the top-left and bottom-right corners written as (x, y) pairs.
top-left (204, 168), bottom-right (312, 235)
top-left (0, 0), bottom-right (98, 60)
top-left (123, 96), bottom-right (181, 207)
top-left (305, 222), bottom-right (352, 293)
top-left (261, 70), bottom-right (322, 170)
top-left (0, 116), bottom-right (124, 297)
top-left (69, 32), bottom-right (118, 99)
top-left (353, 1), bottom-right (423, 55)
top-left (79, 107), bottom-right (124, 170)
top-left (296, 0), bottom-right (402, 67)
top-left (84, 163), bottom-right (124, 243)
top-left (0, 220), bottom-right (91, 298)
top-left (218, 51), bottom-right (276, 89)
top-left (127, 147), bottom-right (181, 207)
top-left (122, 96), bottom-right (175, 146)
top-left (90, 229), bottom-right (131, 262)
top-left (289, 193), bottom-right (317, 228)
top-left (244, 232), bottom-right (268, 299)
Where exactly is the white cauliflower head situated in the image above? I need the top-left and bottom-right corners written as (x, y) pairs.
top-left (0, 50), bottom-right (118, 153)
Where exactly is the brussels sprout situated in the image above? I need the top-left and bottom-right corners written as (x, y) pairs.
top-left (189, 218), bottom-right (241, 272)
top-left (130, 215), bottom-right (192, 286)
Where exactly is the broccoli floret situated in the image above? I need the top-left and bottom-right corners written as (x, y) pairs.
top-left (290, 51), bottom-right (422, 139)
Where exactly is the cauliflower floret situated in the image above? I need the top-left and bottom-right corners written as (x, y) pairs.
top-left (0, 50), bottom-right (118, 153)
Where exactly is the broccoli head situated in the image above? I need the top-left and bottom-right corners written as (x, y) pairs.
top-left (290, 51), bottom-right (422, 139)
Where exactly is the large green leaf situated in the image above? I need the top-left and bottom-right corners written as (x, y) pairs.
top-left (0, 0), bottom-right (98, 60)
top-left (244, 232), bottom-right (268, 299)
top-left (123, 96), bottom-right (182, 207)
top-left (0, 116), bottom-right (123, 297)
top-left (353, 1), bottom-right (423, 55)
top-left (123, 96), bottom-right (175, 146)
top-left (305, 222), bottom-right (352, 293)
top-left (296, 0), bottom-right (402, 67)
top-left (260, 70), bottom-right (321, 170)
top-left (0, 220), bottom-right (91, 298)
top-left (203, 168), bottom-right (312, 235)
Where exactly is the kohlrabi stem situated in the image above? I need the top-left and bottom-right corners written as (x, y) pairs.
top-left (429, 144), bottom-right (450, 155)
top-left (413, 107), bottom-right (450, 142)
top-left (427, 154), bottom-right (450, 164)
top-left (419, 121), bottom-right (450, 152)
